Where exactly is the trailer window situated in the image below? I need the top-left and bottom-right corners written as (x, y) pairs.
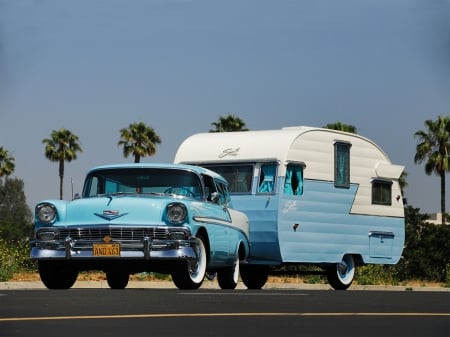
top-left (372, 180), bottom-right (392, 205)
top-left (258, 163), bottom-right (277, 193)
top-left (334, 141), bottom-right (351, 188)
top-left (203, 164), bottom-right (253, 194)
top-left (284, 164), bottom-right (303, 195)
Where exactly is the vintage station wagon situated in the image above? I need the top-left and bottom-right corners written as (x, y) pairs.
top-left (30, 163), bottom-right (250, 290)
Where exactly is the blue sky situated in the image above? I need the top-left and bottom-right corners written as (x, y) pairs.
top-left (1, 0), bottom-right (450, 214)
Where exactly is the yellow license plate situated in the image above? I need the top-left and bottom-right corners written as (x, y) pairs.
top-left (93, 243), bottom-right (120, 256)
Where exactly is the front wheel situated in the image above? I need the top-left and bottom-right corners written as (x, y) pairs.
top-left (171, 237), bottom-right (207, 290)
top-left (38, 261), bottom-right (78, 290)
top-left (217, 254), bottom-right (240, 289)
top-left (106, 271), bottom-right (129, 289)
top-left (326, 254), bottom-right (356, 290)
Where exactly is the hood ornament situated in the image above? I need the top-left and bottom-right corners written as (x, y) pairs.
top-left (95, 210), bottom-right (128, 221)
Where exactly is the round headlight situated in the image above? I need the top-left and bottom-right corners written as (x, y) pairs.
top-left (166, 203), bottom-right (187, 224)
top-left (37, 204), bottom-right (57, 224)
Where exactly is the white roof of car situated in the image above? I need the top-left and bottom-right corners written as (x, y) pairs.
top-left (86, 163), bottom-right (226, 181)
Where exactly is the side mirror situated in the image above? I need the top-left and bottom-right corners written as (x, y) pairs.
top-left (210, 192), bottom-right (220, 203)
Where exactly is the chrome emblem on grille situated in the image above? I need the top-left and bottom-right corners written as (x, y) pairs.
top-left (94, 210), bottom-right (128, 221)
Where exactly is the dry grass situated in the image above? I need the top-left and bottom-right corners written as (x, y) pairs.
top-left (11, 271), bottom-right (163, 282)
top-left (10, 272), bottom-right (41, 281)
top-left (9, 272), bottom-right (446, 288)
top-left (12, 273), bottom-right (308, 283)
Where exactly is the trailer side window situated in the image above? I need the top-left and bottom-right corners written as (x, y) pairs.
top-left (204, 164), bottom-right (253, 194)
top-left (284, 164), bottom-right (303, 195)
top-left (334, 141), bottom-right (351, 188)
top-left (258, 163), bottom-right (277, 193)
top-left (372, 179), bottom-right (392, 205)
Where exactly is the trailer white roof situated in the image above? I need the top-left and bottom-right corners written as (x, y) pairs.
top-left (175, 126), bottom-right (390, 165)
top-left (175, 126), bottom-right (312, 163)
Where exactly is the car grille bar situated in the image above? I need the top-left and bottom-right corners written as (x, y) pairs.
top-left (57, 227), bottom-right (172, 241)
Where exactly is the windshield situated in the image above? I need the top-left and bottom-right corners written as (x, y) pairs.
top-left (82, 168), bottom-right (203, 199)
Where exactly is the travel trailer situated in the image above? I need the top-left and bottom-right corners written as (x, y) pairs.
top-left (174, 126), bottom-right (405, 290)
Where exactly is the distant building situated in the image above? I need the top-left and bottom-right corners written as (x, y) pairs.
top-left (426, 213), bottom-right (448, 225)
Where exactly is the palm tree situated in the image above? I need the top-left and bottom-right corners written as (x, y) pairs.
top-left (323, 122), bottom-right (357, 134)
top-left (398, 171), bottom-right (408, 203)
top-left (414, 116), bottom-right (450, 225)
top-left (42, 128), bottom-right (82, 200)
top-left (118, 122), bottom-right (161, 163)
top-left (0, 147), bottom-right (15, 178)
top-left (209, 114), bottom-right (249, 132)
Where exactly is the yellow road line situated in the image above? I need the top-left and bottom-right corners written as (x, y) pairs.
top-left (1, 312), bottom-right (450, 322)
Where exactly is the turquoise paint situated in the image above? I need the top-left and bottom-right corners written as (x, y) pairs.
top-left (231, 179), bottom-right (404, 265)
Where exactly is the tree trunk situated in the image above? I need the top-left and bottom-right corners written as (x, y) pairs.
top-left (59, 160), bottom-right (64, 200)
top-left (440, 171), bottom-right (446, 225)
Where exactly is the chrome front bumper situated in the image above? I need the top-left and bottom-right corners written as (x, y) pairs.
top-left (30, 238), bottom-right (198, 260)
top-left (30, 226), bottom-right (197, 261)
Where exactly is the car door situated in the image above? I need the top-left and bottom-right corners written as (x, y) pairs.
top-left (202, 175), bottom-right (231, 261)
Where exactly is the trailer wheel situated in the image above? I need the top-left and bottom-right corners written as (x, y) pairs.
top-left (326, 254), bottom-right (355, 290)
top-left (240, 265), bottom-right (268, 289)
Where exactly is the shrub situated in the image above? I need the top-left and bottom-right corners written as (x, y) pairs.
top-left (356, 265), bottom-right (398, 285)
top-left (0, 238), bottom-right (36, 281)
top-left (445, 264), bottom-right (450, 288)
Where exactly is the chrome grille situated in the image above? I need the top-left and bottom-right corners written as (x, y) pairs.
top-left (57, 227), bottom-right (171, 241)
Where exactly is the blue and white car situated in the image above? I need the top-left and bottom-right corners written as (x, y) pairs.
top-left (31, 163), bottom-right (250, 290)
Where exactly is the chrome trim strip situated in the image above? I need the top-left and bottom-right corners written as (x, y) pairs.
top-left (193, 216), bottom-right (232, 226)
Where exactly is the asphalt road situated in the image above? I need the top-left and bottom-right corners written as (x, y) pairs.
top-left (1, 289), bottom-right (449, 337)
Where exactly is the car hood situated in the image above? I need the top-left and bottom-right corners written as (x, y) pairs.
top-left (50, 195), bottom-right (175, 226)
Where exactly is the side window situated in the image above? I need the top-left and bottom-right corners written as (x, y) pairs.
top-left (216, 181), bottom-right (231, 206)
top-left (85, 176), bottom-right (100, 197)
top-left (202, 174), bottom-right (217, 201)
top-left (258, 163), bottom-right (277, 193)
top-left (284, 164), bottom-right (303, 195)
top-left (334, 141), bottom-right (351, 188)
top-left (372, 180), bottom-right (392, 205)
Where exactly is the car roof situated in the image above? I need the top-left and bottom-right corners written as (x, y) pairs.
top-left (86, 163), bottom-right (226, 182)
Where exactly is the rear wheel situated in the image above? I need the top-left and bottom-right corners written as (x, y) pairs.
top-left (172, 237), bottom-right (207, 290)
top-left (218, 254), bottom-right (240, 289)
top-left (326, 254), bottom-right (355, 290)
top-left (106, 271), bottom-right (129, 289)
top-left (240, 265), bottom-right (268, 289)
top-left (38, 261), bottom-right (78, 290)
